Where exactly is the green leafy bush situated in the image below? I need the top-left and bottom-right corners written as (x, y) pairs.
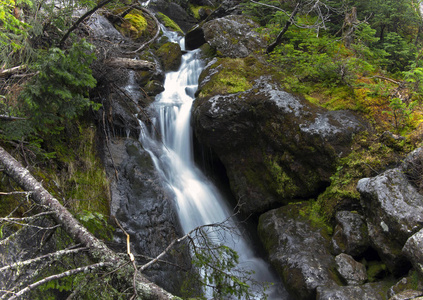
top-left (21, 40), bottom-right (99, 134)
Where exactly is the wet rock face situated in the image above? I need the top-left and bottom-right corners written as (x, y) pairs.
top-left (102, 138), bottom-right (190, 294)
top-left (193, 77), bottom-right (364, 215)
top-left (258, 204), bottom-right (341, 300)
top-left (202, 15), bottom-right (264, 58)
top-left (357, 165), bottom-right (423, 274)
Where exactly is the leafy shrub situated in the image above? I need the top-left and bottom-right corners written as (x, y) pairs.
top-left (21, 40), bottom-right (99, 134)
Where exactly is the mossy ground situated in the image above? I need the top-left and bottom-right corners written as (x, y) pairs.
top-left (198, 56), bottom-right (275, 98)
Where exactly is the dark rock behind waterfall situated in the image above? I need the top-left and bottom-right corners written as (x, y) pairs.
top-left (193, 76), bottom-right (364, 215)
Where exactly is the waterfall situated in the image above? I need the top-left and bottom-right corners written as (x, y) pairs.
top-left (137, 31), bottom-right (289, 299)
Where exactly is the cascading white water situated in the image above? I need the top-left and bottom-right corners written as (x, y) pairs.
top-left (138, 30), bottom-right (289, 299)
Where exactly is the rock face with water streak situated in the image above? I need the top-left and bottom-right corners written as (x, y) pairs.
top-left (193, 76), bottom-right (364, 215)
top-left (101, 138), bottom-right (191, 294)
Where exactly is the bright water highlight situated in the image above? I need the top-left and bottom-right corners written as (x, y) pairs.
top-left (137, 32), bottom-right (289, 299)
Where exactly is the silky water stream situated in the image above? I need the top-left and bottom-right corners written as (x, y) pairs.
top-left (136, 32), bottom-right (289, 299)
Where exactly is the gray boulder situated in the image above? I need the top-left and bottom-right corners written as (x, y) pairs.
top-left (258, 203), bottom-right (341, 300)
top-left (389, 290), bottom-right (423, 300)
top-left (335, 253), bottom-right (368, 285)
top-left (202, 15), bottom-right (264, 58)
top-left (402, 228), bottom-right (423, 277)
top-left (332, 211), bottom-right (369, 256)
top-left (357, 166), bottom-right (423, 274)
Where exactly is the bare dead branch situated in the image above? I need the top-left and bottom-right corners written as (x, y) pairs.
top-left (0, 247), bottom-right (88, 273)
top-left (0, 115), bottom-right (27, 121)
top-left (8, 261), bottom-right (114, 300)
top-left (0, 211), bottom-right (53, 223)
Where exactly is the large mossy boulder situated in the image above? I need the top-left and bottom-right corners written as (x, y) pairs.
top-left (258, 203), bottom-right (342, 299)
top-left (192, 75), bottom-right (364, 215)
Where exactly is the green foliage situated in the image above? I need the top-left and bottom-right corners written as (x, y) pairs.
top-left (0, 0), bottom-right (32, 50)
top-left (76, 210), bottom-right (114, 240)
top-left (383, 97), bottom-right (417, 133)
top-left (268, 29), bottom-right (354, 91)
top-left (403, 63), bottom-right (423, 102)
top-left (21, 39), bottom-right (99, 134)
top-left (380, 32), bottom-right (416, 72)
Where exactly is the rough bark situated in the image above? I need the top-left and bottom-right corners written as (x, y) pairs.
top-left (0, 146), bottom-right (178, 300)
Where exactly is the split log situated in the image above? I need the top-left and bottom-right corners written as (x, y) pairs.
top-left (0, 146), bottom-right (177, 300)
top-left (104, 57), bottom-right (156, 70)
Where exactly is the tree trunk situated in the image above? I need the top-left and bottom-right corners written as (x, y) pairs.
top-left (0, 146), bottom-right (178, 300)
top-left (104, 58), bottom-right (156, 70)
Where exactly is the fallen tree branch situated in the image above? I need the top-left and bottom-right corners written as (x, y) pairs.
top-left (0, 115), bottom-right (28, 121)
top-left (104, 57), bottom-right (155, 70)
top-left (8, 261), bottom-right (114, 300)
top-left (372, 75), bottom-right (403, 85)
top-left (0, 146), bottom-right (178, 299)
top-left (0, 247), bottom-right (88, 273)
top-left (0, 66), bottom-right (27, 78)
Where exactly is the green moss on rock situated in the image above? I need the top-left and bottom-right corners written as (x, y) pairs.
top-left (198, 56), bottom-right (271, 98)
top-left (156, 12), bottom-right (183, 34)
top-left (116, 9), bottom-right (148, 40)
top-left (156, 42), bottom-right (182, 71)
